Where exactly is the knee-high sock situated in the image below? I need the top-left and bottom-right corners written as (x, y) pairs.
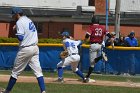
top-left (6, 76), bottom-right (17, 91)
top-left (37, 76), bottom-right (46, 92)
top-left (95, 56), bottom-right (102, 63)
top-left (75, 69), bottom-right (85, 80)
top-left (57, 67), bottom-right (63, 78)
top-left (86, 67), bottom-right (94, 78)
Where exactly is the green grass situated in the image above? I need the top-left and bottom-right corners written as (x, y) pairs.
top-left (1, 70), bottom-right (140, 83)
top-left (0, 82), bottom-right (140, 93)
top-left (1, 70), bottom-right (140, 93)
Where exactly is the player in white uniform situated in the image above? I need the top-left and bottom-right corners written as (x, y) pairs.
top-left (57, 31), bottom-right (85, 82)
top-left (2, 7), bottom-right (46, 93)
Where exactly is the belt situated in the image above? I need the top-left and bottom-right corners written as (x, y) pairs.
top-left (69, 53), bottom-right (78, 56)
top-left (91, 42), bottom-right (102, 44)
top-left (72, 53), bottom-right (78, 55)
top-left (20, 43), bottom-right (36, 48)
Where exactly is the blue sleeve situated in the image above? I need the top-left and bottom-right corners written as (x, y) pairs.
top-left (77, 40), bottom-right (82, 49)
top-left (78, 40), bottom-right (82, 46)
top-left (17, 35), bottom-right (24, 41)
top-left (65, 42), bottom-right (70, 48)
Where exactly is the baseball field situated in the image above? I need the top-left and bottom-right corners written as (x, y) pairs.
top-left (1, 70), bottom-right (140, 93)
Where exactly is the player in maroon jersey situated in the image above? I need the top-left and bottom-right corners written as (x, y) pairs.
top-left (83, 16), bottom-right (111, 83)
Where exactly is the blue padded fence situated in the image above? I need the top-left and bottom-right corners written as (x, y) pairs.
top-left (0, 43), bottom-right (140, 74)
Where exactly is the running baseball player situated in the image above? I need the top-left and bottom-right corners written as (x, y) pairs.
top-left (57, 31), bottom-right (85, 82)
top-left (84, 16), bottom-right (111, 83)
top-left (2, 7), bottom-right (46, 93)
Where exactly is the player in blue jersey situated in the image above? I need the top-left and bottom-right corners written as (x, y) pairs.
top-left (2, 7), bottom-right (46, 93)
top-left (57, 31), bottom-right (86, 83)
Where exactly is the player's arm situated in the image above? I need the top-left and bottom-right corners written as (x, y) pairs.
top-left (62, 40), bottom-right (69, 51)
top-left (84, 25), bottom-right (92, 42)
top-left (17, 35), bottom-right (24, 41)
top-left (15, 22), bottom-right (25, 41)
top-left (74, 40), bottom-right (83, 48)
top-left (84, 32), bottom-right (91, 43)
top-left (77, 40), bottom-right (83, 46)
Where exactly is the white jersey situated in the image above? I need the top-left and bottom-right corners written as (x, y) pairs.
top-left (16, 16), bottom-right (38, 47)
top-left (63, 38), bottom-right (82, 55)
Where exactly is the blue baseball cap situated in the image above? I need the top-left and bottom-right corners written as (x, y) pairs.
top-left (61, 31), bottom-right (70, 36)
top-left (130, 31), bottom-right (135, 35)
top-left (11, 7), bottom-right (23, 15)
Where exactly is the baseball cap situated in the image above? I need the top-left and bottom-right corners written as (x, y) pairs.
top-left (11, 7), bottom-right (23, 15)
top-left (61, 31), bottom-right (70, 36)
top-left (130, 31), bottom-right (135, 35)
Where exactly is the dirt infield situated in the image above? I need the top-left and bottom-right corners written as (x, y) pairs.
top-left (0, 75), bottom-right (140, 88)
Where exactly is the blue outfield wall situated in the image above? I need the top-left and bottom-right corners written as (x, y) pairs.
top-left (0, 43), bottom-right (140, 74)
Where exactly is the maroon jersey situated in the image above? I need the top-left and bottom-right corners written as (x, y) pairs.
top-left (87, 24), bottom-right (108, 44)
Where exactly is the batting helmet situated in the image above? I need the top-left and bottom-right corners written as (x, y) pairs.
top-left (91, 16), bottom-right (99, 24)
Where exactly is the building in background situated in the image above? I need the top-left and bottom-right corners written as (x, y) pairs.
top-left (0, 0), bottom-right (140, 39)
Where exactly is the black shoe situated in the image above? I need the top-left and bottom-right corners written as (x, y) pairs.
top-left (83, 78), bottom-right (90, 83)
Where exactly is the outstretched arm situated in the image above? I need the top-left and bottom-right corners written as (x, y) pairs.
top-left (84, 32), bottom-right (90, 43)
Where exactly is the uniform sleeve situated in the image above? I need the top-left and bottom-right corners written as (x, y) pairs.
top-left (75, 40), bottom-right (82, 46)
top-left (15, 22), bottom-right (25, 36)
top-left (86, 25), bottom-right (93, 35)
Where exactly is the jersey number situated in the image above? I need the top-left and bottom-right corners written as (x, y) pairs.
top-left (29, 22), bottom-right (36, 32)
top-left (71, 42), bottom-right (76, 48)
top-left (95, 28), bottom-right (102, 36)
top-left (65, 42), bottom-right (76, 49)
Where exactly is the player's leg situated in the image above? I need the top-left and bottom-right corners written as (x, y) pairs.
top-left (70, 55), bottom-right (85, 80)
top-left (95, 45), bottom-right (107, 62)
top-left (4, 48), bottom-right (32, 93)
top-left (86, 45), bottom-right (97, 78)
top-left (57, 61), bottom-right (64, 82)
top-left (29, 46), bottom-right (46, 93)
top-left (57, 56), bottom-right (72, 82)
top-left (71, 63), bottom-right (85, 81)
top-left (85, 44), bottom-right (100, 83)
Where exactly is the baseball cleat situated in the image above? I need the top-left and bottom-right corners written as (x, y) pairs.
top-left (83, 78), bottom-right (89, 83)
top-left (89, 78), bottom-right (96, 83)
top-left (41, 91), bottom-right (46, 93)
top-left (83, 78), bottom-right (96, 83)
top-left (83, 78), bottom-right (88, 83)
top-left (102, 52), bottom-right (108, 62)
top-left (0, 88), bottom-right (5, 93)
top-left (56, 78), bottom-right (64, 83)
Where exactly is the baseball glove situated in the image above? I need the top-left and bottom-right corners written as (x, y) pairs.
top-left (60, 51), bottom-right (68, 59)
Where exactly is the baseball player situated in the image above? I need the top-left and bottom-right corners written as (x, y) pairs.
top-left (57, 31), bottom-right (85, 82)
top-left (2, 7), bottom-right (46, 93)
top-left (84, 16), bottom-right (111, 83)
